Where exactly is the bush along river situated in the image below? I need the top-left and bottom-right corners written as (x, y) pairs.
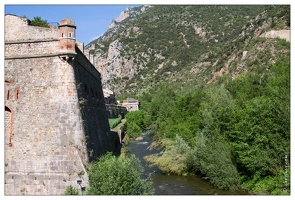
top-left (127, 131), bottom-right (247, 195)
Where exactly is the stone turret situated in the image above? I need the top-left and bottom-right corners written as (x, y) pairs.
top-left (58, 18), bottom-right (76, 61)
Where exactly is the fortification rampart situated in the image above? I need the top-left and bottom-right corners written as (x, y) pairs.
top-left (4, 14), bottom-right (120, 195)
top-left (5, 56), bottom-right (89, 195)
top-left (5, 40), bottom-right (59, 59)
top-left (5, 14), bottom-right (59, 42)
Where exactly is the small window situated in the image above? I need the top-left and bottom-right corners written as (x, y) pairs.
top-left (62, 33), bottom-right (64, 37)
top-left (69, 32), bottom-right (72, 37)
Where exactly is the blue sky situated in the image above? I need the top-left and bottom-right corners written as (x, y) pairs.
top-left (4, 4), bottom-right (141, 45)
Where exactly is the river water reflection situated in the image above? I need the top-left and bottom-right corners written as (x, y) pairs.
top-left (127, 131), bottom-right (247, 195)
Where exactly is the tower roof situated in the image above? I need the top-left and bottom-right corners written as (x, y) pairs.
top-left (59, 18), bottom-right (76, 28)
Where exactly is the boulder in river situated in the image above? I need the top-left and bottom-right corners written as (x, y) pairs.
top-left (135, 136), bottom-right (144, 141)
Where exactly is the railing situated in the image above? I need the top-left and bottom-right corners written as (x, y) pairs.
top-left (48, 22), bottom-right (60, 27)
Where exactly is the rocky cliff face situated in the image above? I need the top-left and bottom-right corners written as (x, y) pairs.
top-left (84, 5), bottom-right (152, 92)
top-left (103, 5), bottom-right (151, 40)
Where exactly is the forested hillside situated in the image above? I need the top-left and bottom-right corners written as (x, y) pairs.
top-left (85, 5), bottom-right (289, 97)
top-left (86, 5), bottom-right (290, 194)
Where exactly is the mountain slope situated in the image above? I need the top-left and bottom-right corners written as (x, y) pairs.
top-left (85, 5), bottom-right (289, 99)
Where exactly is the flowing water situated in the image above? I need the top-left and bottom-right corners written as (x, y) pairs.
top-left (127, 131), bottom-right (247, 195)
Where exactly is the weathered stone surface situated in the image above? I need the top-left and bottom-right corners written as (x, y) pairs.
top-left (4, 14), bottom-right (120, 195)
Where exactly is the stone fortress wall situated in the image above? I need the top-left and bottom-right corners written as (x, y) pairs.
top-left (4, 14), bottom-right (119, 195)
top-left (5, 14), bottom-right (59, 41)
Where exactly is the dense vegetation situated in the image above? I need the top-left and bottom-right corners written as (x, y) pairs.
top-left (64, 152), bottom-right (154, 195)
top-left (86, 153), bottom-right (154, 195)
top-left (131, 52), bottom-right (290, 194)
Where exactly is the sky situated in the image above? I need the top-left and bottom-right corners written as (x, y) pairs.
top-left (4, 4), bottom-right (141, 45)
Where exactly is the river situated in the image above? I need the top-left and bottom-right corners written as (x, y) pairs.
top-left (127, 131), bottom-right (247, 195)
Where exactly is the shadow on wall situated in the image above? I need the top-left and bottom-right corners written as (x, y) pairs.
top-left (70, 49), bottom-right (121, 162)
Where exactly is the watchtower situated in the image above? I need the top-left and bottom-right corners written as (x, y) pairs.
top-left (58, 18), bottom-right (76, 61)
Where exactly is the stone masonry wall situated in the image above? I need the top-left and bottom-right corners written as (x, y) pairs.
top-left (72, 46), bottom-right (119, 162)
top-left (5, 40), bottom-right (60, 58)
top-left (5, 56), bottom-right (89, 195)
top-left (5, 14), bottom-right (58, 42)
top-left (4, 14), bottom-right (119, 195)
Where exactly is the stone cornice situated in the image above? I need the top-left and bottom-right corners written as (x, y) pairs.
top-left (5, 53), bottom-right (60, 60)
top-left (5, 38), bottom-right (58, 44)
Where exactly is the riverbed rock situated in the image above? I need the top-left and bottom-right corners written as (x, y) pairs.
top-left (135, 136), bottom-right (144, 141)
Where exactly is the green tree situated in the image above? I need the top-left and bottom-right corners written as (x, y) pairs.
top-left (30, 16), bottom-right (49, 28)
top-left (228, 96), bottom-right (289, 174)
top-left (125, 110), bottom-right (146, 129)
top-left (125, 110), bottom-right (147, 138)
top-left (186, 131), bottom-right (239, 191)
top-left (126, 121), bottom-right (142, 138)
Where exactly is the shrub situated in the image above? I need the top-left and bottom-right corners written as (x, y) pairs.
top-left (186, 132), bottom-right (239, 191)
top-left (240, 169), bottom-right (290, 195)
top-left (86, 153), bottom-right (154, 195)
top-left (144, 136), bottom-right (190, 176)
top-left (64, 185), bottom-right (79, 195)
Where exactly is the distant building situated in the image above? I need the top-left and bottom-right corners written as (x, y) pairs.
top-left (103, 88), bottom-right (116, 105)
top-left (122, 98), bottom-right (139, 111)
